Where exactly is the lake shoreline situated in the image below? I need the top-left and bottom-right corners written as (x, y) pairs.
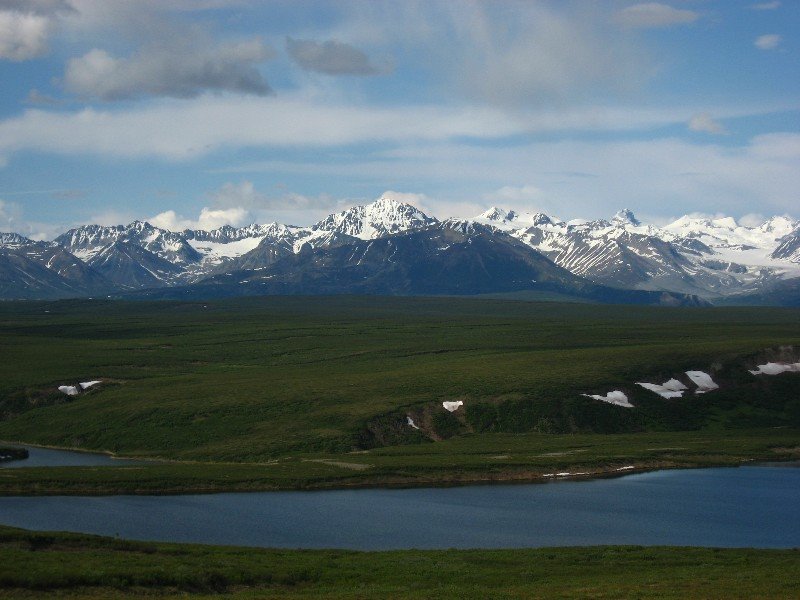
top-left (2, 429), bottom-right (798, 497)
top-left (1, 453), bottom-right (798, 497)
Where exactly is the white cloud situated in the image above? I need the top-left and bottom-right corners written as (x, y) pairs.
top-left (0, 198), bottom-right (64, 239)
top-left (0, 199), bottom-right (22, 231)
top-left (614, 3), bottom-right (699, 29)
top-left (2, 95), bottom-right (789, 162)
top-left (688, 113), bottom-right (727, 135)
top-left (0, 9), bottom-right (51, 60)
top-left (227, 134), bottom-right (800, 221)
top-left (755, 34), bottom-right (782, 50)
top-left (323, 2), bottom-right (648, 108)
top-left (484, 185), bottom-right (542, 204)
top-left (87, 208), bottom-right (135, 227)
top-left (211, 180), bottom-right (264, 209)
top-left (739, 213), bottom-right (766, 227)
top-left (751, 1), bottom-right (781, 10)
top-left (453, 4), bottom-right (644, 107)
top-left (64, 38), bottom-right (273, 100)
top-left (149, 206), bottom-right (249, 231)
top-left (211, 180), bottom-right (337, 212)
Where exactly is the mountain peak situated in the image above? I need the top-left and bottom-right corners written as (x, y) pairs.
top-left (479, 207), bottom-right (513, 222)
top-left (611, 209), bottom-right (640, 226)
top-left (127, 220), bottom-right (155, 232)
top-left (758, 215), bottom-right (797, 237)
top-left (313, 194), bottom-right (436, 240)
top-left (0, 232), bottom-right (35, 248)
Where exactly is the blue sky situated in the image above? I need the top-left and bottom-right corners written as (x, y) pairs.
top-left (0, 0), bottom-right (797, 238)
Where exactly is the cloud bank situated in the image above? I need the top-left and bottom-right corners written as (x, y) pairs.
top-left (64, 38), bottom-right (274, 100)
top-left (614, 3), bottom-right (699, 29)
top-left (286, 38), bottom-right (382, 75)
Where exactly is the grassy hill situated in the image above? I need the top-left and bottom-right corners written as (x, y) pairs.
top-left (0, 296), bottom-right (798, 475)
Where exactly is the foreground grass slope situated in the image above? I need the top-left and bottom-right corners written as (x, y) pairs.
top-left (0, 296), bottom-right (799, 463)
top-left (1, 526), bottom-right (798, 599)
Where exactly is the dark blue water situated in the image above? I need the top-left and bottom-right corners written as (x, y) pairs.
top-left (0, 465), bottom-right (797, 549)
top-left (0, 444), bottom-right (149, 468)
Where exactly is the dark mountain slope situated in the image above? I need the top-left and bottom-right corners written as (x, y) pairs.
top-left (87, 241), bottom-right (182, 288)
top-left (130, 225), bottom-right (706, 305)
top-left (0, 251), bottom-right (84, 299)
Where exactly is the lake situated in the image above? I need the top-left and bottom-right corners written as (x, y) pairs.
top-left (0, 444), bottom-right (149, 468)
top-left (0, 460), bottom-right (798, 550)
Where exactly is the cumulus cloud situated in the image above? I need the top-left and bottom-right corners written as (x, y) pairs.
top-left (148, 181), bottom-right (366, 228)
top-left (739, 213), bottom-right (767, 227)
top-left (0, 9), bottom-right (50, 60)
top-left (754, 34), bottom-right (782, 50)
top-left (613, 3), bottom-right (699, 29)
top-left (149, 206), bottom-right (249, 231)
top-left (64, 38), bottom-right (274, 100)
top-left (688, 113), bottom-right (727, 135)
top-left (286, 37), bottom-right (383, 75)
top-left (0, 198), bottom-right (60, 239)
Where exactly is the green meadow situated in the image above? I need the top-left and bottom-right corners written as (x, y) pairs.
top-left (1, 526), bottom-right (798, 599)
top-left (0, 296), bottom-right (798, 493)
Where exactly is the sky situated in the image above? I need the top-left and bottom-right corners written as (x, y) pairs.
top-left (0, 0), bottom-right (797, 239)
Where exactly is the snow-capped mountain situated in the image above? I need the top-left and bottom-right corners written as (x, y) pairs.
top-left (1, 194), bottom-right (798, 304)
top-left (0, 232), bottom-right (37, 249)
top-left (473, 207), bottom-right (800, 298)
top-left (140, 223), bottom-right (705, 306)
top-left (0, 235), bottom-right (113, 298)
top-left (56, 221), bottom-right (201, 266)
top-left (182, 223), bottom-right (305, 270)
top-left (312, 194), bottom-right (437, 239)
top-left (772, 226), bottom-right (800, 263)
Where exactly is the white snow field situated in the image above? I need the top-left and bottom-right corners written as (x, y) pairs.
top-left (635, 378), bottom-right (688, 399)
top-left (685, 371), bottom-right (719, 393)
top-left (79, 380), bottom-right (101, 389)
top-left (406, 416), bottom-right (420, 430)
top-left (57, 385), bottom-right (79, 396)
top-left (581, 391), bottom-right (633, 408)
top-left (442, 401), bottom-right (464, 412)
top-left (749, 362), bottom-right (800, 375)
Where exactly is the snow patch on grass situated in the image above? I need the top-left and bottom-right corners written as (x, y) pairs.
top-left (442, 401), bottom-right (464, 412)
top-left (636, 378), bottom-right (688, 399)
top-left (749, 362), bottom-right (800, 376)
top-left (581, 391), bottom-right (632, 408)
top-left (685, 371), bottom-right (719, 394)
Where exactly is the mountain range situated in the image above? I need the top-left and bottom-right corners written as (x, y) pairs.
top-left (2, 194), bottom-right (798, 305)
